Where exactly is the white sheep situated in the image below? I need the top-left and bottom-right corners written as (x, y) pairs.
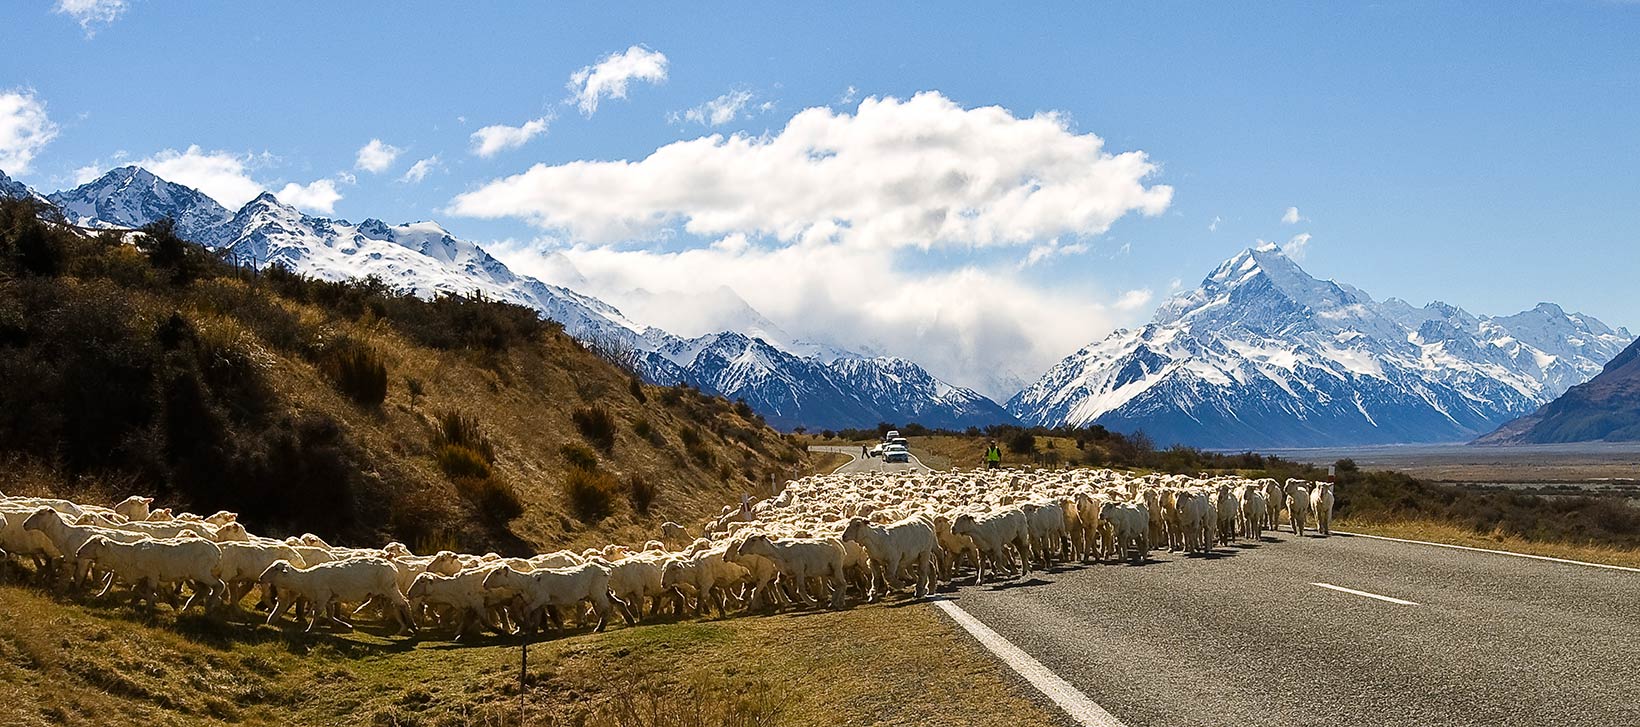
top-left (841, 514), bottom-right (938, 600)
top-left (77, 535), bottom-right (225, 613)
top-left (1310, 482), bottom-right (1335, 537)
top-left (1285, 479), bottom-right (1312, 537)
top-left (482, 562), bottom-right (630, 633)
top-left (258, 558), bottom-right (415, 634)
top-left (731, 535), bottom-right (846, 610)
top-left (951, 507), bottom-right (1033, 584)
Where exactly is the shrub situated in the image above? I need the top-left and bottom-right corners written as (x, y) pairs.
top-left (404, 376), bottom-right (425, 408)
top-left (560, 442), bottom-right (599, 471)
top-left (436, 444), bottom-right (493, 480)
top-left (632, 416), bottom-right (655, 441)
top-left (572, 404), bottom-right (618, 452)
top-left (628, 376), bottom-right (647, 403)
top-left (454, 475), bottom-right (523, 521)
top-left (563, 467), bottom-right (620, 522)
top-left (678, 426), bottom-right (714, 468)
top-left (1007, 431), bottom-right (1036, 455)
top-left (437, 411), bottom-right (495, 463)
top-left (318, 338), bottom-right (388, 407)
top-left (626, 474), bottom-right (657, 515)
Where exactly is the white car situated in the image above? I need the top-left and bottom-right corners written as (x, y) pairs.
top-left (883, 444), bottom-right (911, 464)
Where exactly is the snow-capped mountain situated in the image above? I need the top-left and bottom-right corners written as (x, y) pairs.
top-left (0, 169), bottom-right (44, 202)
top-left (1007, 243), bottom-right (1633, 448)
top-left (46, 166), bottom-right (233, 243)
top-left (35, 166), bottom-right (1012, 431)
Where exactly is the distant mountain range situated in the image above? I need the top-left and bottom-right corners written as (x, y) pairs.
top-left (8, 165), bottom-right (1630, 443)
top-left (1475, 337), bottom-right (1640, 444)
top-left (5, 165), bottom-right (1013, 431)
top-left (1007, 243), bottom-right (1634, 448)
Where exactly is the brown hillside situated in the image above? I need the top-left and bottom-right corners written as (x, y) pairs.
top-left (0, 199), bottom-right (813, 554)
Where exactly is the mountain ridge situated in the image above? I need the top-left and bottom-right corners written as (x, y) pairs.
top-left (1008, 243), bottom-right (1633, 448)
top-left (26, 164), bottom-right (1014, 431)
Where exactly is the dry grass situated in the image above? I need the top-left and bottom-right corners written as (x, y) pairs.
top-left (0, 580), bottom-right (1060, 727)
top-left (1337, 518), bottom-right (1640, 569)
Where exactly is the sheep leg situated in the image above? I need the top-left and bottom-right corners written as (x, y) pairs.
top-left (610, 592), bottom-right (636, 626)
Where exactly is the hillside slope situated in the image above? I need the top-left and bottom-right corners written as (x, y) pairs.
top-left (1475, 337), bottom-right (1640, 444)
top-left (0, 197), bottom-right (811, 553)
top-left (32, 165), bottom-right (1013, 432)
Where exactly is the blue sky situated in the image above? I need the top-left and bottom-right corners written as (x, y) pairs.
top-left (4, 1), bottom-right (1637, 396)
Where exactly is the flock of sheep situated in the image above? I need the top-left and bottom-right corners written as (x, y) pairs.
top-left (0, 467), bottom-right (1336, 640)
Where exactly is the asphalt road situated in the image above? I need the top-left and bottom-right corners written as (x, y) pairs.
top-left (808, 444), bottom-right (933, 473)
top-left (943, 528), bottom-right (1640, 727)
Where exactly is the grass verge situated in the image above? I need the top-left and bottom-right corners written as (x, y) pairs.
top-left (0, 580), bottom-right (1060, 727)
top-left (1337, 518), bottom-right (1640, 569)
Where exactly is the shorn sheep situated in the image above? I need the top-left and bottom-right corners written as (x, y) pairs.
top-left (4, 462), bottom-right (1339, 642)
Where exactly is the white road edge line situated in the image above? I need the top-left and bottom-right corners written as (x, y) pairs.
top-left (1310, 582), bottom-right (1420, 606)
top-left (931, 598), bottom-right (1128, 727)
top-left (1337, 531), bottom-right (1640, 575)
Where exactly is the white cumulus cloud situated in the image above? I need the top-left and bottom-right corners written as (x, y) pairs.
top-left (355, 138), bottom-right (402, 173)
top-left (401, 156), bottom-right (440, 184)
top-left (475, 91), bottom-right (1174, 397)
top-left (135, 146), bottom-right (265, 208)
top-left (1281, 206), bottom-right (1302, 224)
top-left (121, 145), bottom-right (344, 213)
top-left (452, 91), bottom-right (1172, 249)
top-left (566, 45), bottom-right (668, 116)
top-left (54, 0), bottom-right (128, 36)
top-left (469, 116), bottom-right (550, 158)
top-left (0, 89), bottom-right (60, 174)
top-left (674, 90), bottom-right (755, 127)
top-left (275, 179), bottom-right (343, 214)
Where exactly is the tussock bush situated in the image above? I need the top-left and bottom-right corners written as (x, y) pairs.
top-left (454, 475), bottom-right (523, 521)
top-left (573, 405), bottom-right (618, 452)
top-left (628, 377), bottom-right (647, 403)
top-left (626, 474), bottom-right (657, 515)
top-left (560, 442), bottom-right (599, 471)
top-left (563, 467), bottom-right (620, 523)
top-left (317, 338), bottom-right (388, 407)
top-left (678, 426), bottom-right (714, 467)
top-left (437, 411), bottom-right (495, 463)
top-left (436, 444), bottom-right (493, 480)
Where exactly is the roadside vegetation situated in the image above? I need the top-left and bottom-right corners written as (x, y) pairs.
top-left (808, 421), bottom-right (1640, 565)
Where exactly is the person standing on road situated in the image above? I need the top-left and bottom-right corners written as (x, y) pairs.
top-left (984, 440), bottom-right (1002, 470)
top-left (862, 444), bottom-right (868, 459)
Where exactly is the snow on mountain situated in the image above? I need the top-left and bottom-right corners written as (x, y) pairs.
top-left (1007, 243), bottom-right (1633, 448)
top-left (46, 166), bottom-right (232, 243)
top-left (0, 168), bottom-right (45, 202)
top-left (41, 165), bottom-right (1011, 431)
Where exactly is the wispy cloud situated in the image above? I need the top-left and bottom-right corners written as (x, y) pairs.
top-left (566, 45), bottom-right (668, 116)
top-left (671, 90), bottom-right (756, 127)
top-left (1281, 206), bottom-right (1303, 224)
top-left (401, 156), bottom-right (440, 184)
top-left (1282, 232), bottom-right (1313, 259)
top-left (1208, 215), bottom-right (1221, 232)
top-left (54, 0), bottom-right (129, 37)
top-left (0, 88), bottom-right (59, 174)
top-left (469, 116), bottom-right (550, 157)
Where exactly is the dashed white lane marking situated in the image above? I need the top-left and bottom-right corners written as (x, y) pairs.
top-left (1337, 531), bottom-right (1640, 574)
top-left (1310, 582), bottom-right (1420, 606)
top-left (932, 598), bottom-right (1128, 727)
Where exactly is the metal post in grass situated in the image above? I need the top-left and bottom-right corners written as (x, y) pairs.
top-left (519, 637), bottom-right (528, 725)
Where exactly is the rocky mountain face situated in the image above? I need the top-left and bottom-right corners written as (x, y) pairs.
top-left (26, 166), bottom-right (1014, 431)
top-left (1008, 243), bottom-right (1633, 448)
top-left (1474, 337), bottom-right (1640, 444)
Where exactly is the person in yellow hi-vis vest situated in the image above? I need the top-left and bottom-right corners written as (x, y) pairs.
top-left (984, 441), bottom-right (1002, 470)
